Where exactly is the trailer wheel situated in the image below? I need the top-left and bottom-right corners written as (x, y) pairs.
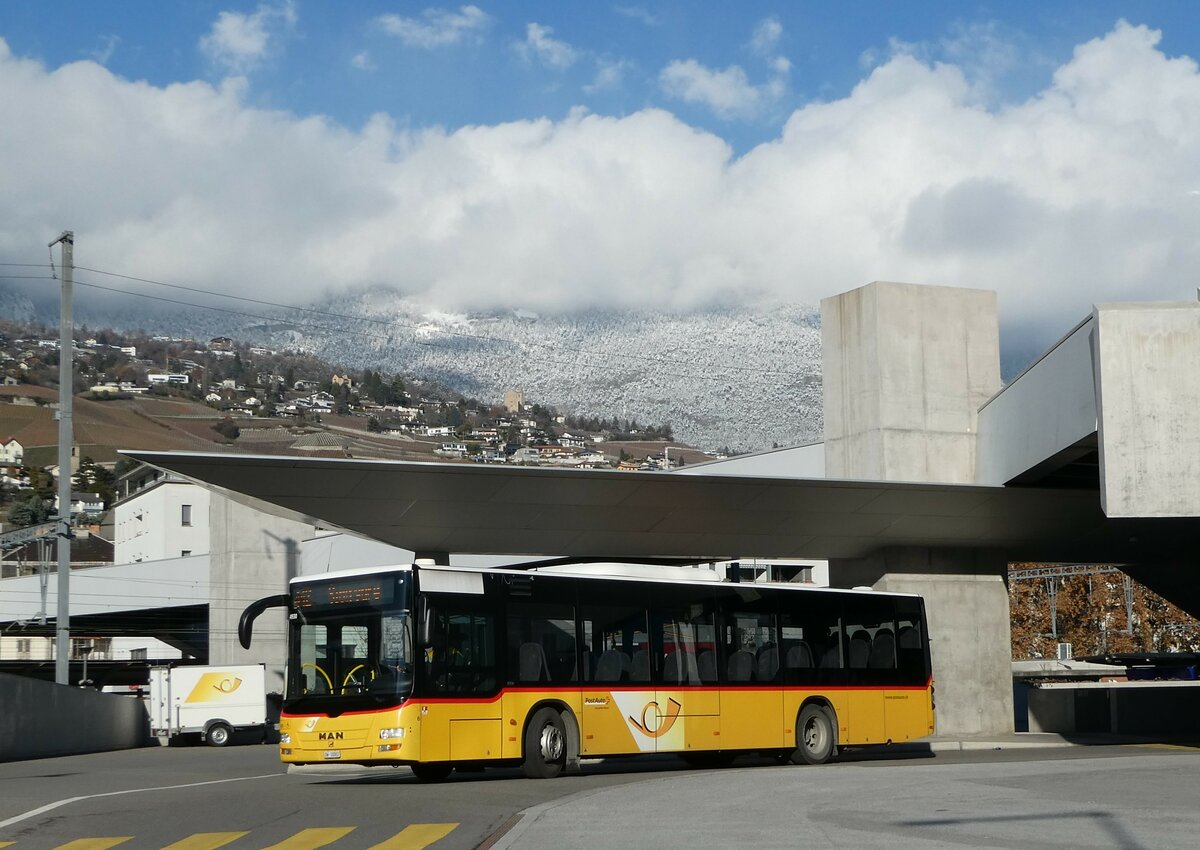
top-left (206, 722), bottom-right (233, 747)
top-left (522, 707), bottom-right (566, 779)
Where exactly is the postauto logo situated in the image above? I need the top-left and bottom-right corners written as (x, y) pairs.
top-left (184, 673), bottom-right (244, 704)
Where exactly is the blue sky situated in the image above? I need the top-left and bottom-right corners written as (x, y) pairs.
top-left (6, 2), bottom-right (1199, 150)
top-left (3, 2), bottom-right (1200, 350)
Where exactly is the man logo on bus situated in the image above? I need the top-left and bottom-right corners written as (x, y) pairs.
top-left (628, 697), bottom-right (682, 738)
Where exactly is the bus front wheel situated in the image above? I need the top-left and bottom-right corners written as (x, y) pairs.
top-left (522, 707), bottom-right (566, 779)
top-left (792, 705), bottom-right (836, 765)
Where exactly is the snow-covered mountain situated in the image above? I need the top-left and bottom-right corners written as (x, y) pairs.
top-left (257, 291), bottom-right (824, 451)
top-left (6, 281), bottom-right (824, 451)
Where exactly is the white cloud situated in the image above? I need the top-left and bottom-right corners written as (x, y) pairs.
top-left (376, 5), bottom-right (490, 49)
top-left (585, 57), bottom-right (632, 92)
top-left (659, 60), bottom-right (766, 119)
top-left (199, 1), bottom-right (296, 74)
top-left (90, 35), bottom-right (120, 66)
top-left (750, 17), bottom-right (783, 55)
top-left (516, 23), bottom-right (578, 71)
top-left (2, 22), bottom-right (1200, 344)
top-left (351, 51), bottom-right (376, 71)
top-left (614, 6), bottom-right (660, 27)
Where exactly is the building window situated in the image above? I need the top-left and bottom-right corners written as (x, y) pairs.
top-left (181, 550), bottom-right (191, 557)
top-left (130, 648), bottom-right (147, 661)
top-left (181, 504), bottom-right (192, 526)
top-left (16, 638), bottom-right (31, 658)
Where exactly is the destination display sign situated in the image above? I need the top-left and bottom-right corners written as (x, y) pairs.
top-left (293, 576), bottom-right (394, 610)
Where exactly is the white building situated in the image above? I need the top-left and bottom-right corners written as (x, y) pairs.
top-left (0, 438), bottom-right (23, 465)
top-left (114, 478), bottom-right (210, 563)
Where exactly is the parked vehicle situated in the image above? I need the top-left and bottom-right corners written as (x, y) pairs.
top-left (149, 663), bottom-right (268, 746)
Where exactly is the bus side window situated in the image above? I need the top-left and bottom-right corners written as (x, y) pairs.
top-left (507, 601), bottom-right (576, 685)
top-left (582, 604), bottom-right (649, 684)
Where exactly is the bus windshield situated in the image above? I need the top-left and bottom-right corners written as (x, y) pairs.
top-left (285, 572), bottom-right (413, 713)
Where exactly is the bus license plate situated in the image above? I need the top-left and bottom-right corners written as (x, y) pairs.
top-left (323, 750), bottom-right (341, 759)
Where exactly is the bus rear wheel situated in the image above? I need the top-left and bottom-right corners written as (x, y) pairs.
top-left (792, 705), bottom-right (836, 765)
top-left (522, 707), bottom-right (566, 779)
top-left (410, 761), bottom-right (453, 782)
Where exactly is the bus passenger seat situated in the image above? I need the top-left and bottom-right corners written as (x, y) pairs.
top-left (594, 649), bottom-right (629, 682)
top-left (786, 642), bottom-right (814, 669)
top-left (727, 649), bottom-right (754, 682)
top-left (519, 642), bottom-right (552, 682)
top-left (869, 628), bottom-right (895, 668)
top-left (849, 631), bottom-right (871, 668)
top-left (631, 649), bottom-right (650, 682)
top-left (757, 646), bottom-right (780, 681)
top-left (661, 650), bottom-right (682, 683)
top-left (697, 649), bottom-right (717, 682)
top-left (898, 626), bottom-right (919, 649)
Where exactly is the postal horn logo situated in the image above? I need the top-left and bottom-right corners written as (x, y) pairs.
top-left (628, 697), bottom-right (682, 738)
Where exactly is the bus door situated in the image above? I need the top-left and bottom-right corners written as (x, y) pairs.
top-left (720, 606), bottom-right (782, 750)
top-left (843, 597), bottom-right (895, 745)
top-left (418, 596), bottom-right (502, 762)
top-left (579, 602), bottom-right (653, 756)
top-left (649, 598), bottom-right (720, 754)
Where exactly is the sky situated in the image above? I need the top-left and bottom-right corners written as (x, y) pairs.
top-left (3, 2), bottom-right (1200, 352)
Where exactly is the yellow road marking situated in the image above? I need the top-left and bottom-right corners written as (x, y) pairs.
top-left (260, 827), bottom-right (355, 850)
top-left (51, 840), bottom-right (133, 850)
top-left (0, 842), bottom-right (15, 848)
top-left (159, 832), bottom-right (250, 850)
top-left (1130, 742), bottom-right (1200, 751)
top-left (366, 823), bottom-right (458, 850)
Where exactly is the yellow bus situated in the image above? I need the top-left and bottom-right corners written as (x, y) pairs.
top-left (239, 561), bottom-right (934, 780)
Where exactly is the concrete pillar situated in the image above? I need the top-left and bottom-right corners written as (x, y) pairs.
top-left (833, 547), bottom-right (1014, 736)
top-left (821, 281), bottom-right (1000, 483)
top-left (1093, 301), bottom-right (1200, 517)
top-left (209, 494), bottom-right (313, 694)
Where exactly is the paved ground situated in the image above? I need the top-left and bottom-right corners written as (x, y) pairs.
top-left (495, 743), bottom-right (1200, 850)
top-left (1, 737), bottom-right (1198, 849)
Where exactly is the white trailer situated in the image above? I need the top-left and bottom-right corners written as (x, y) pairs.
top-left (149, 664), bottom-right (268, 746)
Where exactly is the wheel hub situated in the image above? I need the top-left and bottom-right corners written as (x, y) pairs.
top-left (539, 724), bottom-right (564, 761)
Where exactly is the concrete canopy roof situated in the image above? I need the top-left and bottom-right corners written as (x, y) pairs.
top-left (123, 451), bottom-right (1200, 564)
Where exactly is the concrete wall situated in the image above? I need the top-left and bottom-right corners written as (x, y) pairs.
top-left (1094, 301), bottom-right (1200, 517)
top-left (208, 494), bottom-right (314, 694)
top-left (115, 482), bottom-right (211, 564)
top-left (976, 317), bottom-right (1098, 486)
top-left (822, 281), bottom-right (1001, 484)
top-left (833, 547), bottom-right (1014, 736)
top-left (0, 672), bottom-right (150, 761)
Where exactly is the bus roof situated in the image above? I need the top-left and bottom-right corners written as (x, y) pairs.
top-left (289, 560), bottom-right (921, 598)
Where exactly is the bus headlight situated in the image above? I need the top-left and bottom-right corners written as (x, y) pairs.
top-left (279, 733), bottom-right (291, 744)
top-left (379, 727), bottom-right (405, 739)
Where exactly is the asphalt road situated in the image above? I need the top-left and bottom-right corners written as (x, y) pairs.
top-left (1, 742), bottom-right (1197, 849)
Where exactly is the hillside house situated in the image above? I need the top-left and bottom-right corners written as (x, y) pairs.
top-left (435, 442), bottom-right (468, 457)
top-left (0, 438), bottom-right (23, 465)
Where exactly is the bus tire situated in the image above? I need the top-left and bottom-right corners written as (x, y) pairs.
top-left (522, 707), bottom-right (567, 779)
top-left (205, 722), bottom-right (232, 747)
top-left (410, 761), bottom-right (453, 782)
top-left (792, 704), bottom-right (836, 765)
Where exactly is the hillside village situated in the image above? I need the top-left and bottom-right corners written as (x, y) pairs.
top-left (0, 320), bottom-right (720, 531)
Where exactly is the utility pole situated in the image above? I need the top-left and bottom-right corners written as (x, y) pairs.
top-left (49, 231), bottom-right (73, 686)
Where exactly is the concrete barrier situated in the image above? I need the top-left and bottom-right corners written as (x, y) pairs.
top-left (1020, 680), bottom-right (1200, 735)
top-left (0, 672), bottom-right (151, 762)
